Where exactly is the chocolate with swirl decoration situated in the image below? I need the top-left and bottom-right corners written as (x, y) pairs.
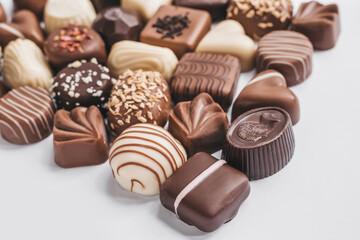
top-left (256, 30), bottom-right (313, 87)
top-left (160, 152), bottom-right (250, 232)
top-left (171, 52), bottom-right (241, 111)
top-left (109, 123), bottom-right (187, 196)
top-left (53, 106), bottom-right (109, 168)
top-left (0, 86), bottom-right (55, 145)
top-left (291, 1), bottom-right (340, 50)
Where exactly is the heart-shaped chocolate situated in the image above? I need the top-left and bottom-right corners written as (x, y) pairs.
top-left (232, 70), bottom-right (300, 125)
top-left (195, 20), bottom-right (256, 72)
top-left (0, 10), bottom-right (44, 48)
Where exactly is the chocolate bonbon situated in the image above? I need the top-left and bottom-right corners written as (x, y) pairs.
top-left (0, 86), bottom-right (55, 145)
top-left (256, 30), bottom-right (313, 87)
top-left (91, 0), bottom-right (119, 12)
top-left (0, 3), bottom-right (6, 22)
top-left (44, 25), bottom-right (107, 71)
top-left (107, 40), bottom-right (178, 81)
top-left (169, 93), bottom-right (229, 157)
top-left (175, 0), bottom-right (229, 20)
top-left (196, 20), bottom-right (256, 72)
top-left (122, 0), bottom-right (172, 21)
top-left (171, 52), bottom-right (240, 110)
top-left (291, 1), bottom-right (340, 50)
top-left (222, 107), bottom-right (295, 180)
top-left (44, 0), bottom-right (97, 34)
top-left (14, 0), bottom-right (47, 19)
top-left (92, 7), bottom-right (143, 50)
top-left (160, 152), bottom-right (250, 232)
top-left (109, 123), bottom-right (187, 196)
top-left (52, 59), bottom-right (114, 112)
top-left (53, 106), bottom-right (109, 168)
top-left (0, 10), bottom-right (44, 48)
top-left (107, 69), bottom-right (171, 136)
top-left (227, 0), bottom-right (293, 39)
top-left (232, 70), bottom-right (300, 125)
top-left (3, 39), bottom-right (53, 90)
top-left (140, 5), bottom-right (211, 58)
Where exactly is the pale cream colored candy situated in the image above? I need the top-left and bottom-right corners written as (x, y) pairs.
top-left (44, 0), bottom-right (96, 34)
top-left (107, 40), bottom-right (178, 82)
top-left (3, 39), bottom-right (53, 90)
top-left (109, 123), bottom-right (187, 196)
top-left (122, 0), bottom-right (171, 21)
top-left (196, 20), bottom-right (256, 72)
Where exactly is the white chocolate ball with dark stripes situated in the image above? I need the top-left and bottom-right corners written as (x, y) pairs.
top-left (107, 69), bottom-right (171, 136)
top-left (109, 123), bottom-right (187, 196)
top-left (0, 86), bottom-right (55, 144)
top-left (52, 59), bottom-right (115, 113)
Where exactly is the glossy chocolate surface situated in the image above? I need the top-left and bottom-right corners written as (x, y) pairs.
top-left (160, 152), bottom-right (250, 232)
top-left (140, 5), bottom-right (211, 58)
top-left (44, 25), bottom-right (107, 71)
top-left (53, 106), bottom-right (109, 168)
top-left (291, 1), bottom-right (340, 50)
top-left (227, 0), bottom-right (293, 39)
top-left (0, 10), bottom-right (44, 48)
top-left (107, 70), bottom-right (171, 136)
top-left (175, 0), bottom-right (229, 20)
top-left (256, 30), bottom-right (313, 87)
top-left (91, 0), bottom-right (119, 12)
top-left (232, 70), bottom-right (300, 125)
top-left (0, 86), bottom-right (55, 145)
top-left (14, 0), bottom-right (47, 18)
top-left (222, 107), bottom-right (295, 180)
top-left (93, 7), bottom-right (143, 51)
top-left (169, 93), bottom-right (229, 156)
top-left (171, 52), bottom-right (240, 111)
top-left (52, 59), bottom-right (114, 112)
top-left (0, 3), bottom-right (6, 22)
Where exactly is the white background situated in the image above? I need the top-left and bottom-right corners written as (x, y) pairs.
top-left (0, 0), bottom-right (359, 239)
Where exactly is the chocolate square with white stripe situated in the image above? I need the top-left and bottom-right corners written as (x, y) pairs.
top-left (160, 152), bottom-right (250, 232)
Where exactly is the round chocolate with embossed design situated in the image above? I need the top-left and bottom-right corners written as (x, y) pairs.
top-left (222, 106), bottom-right (295, 180)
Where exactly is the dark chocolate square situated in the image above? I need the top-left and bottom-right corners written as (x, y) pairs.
top-left (160, 152), bottom-right (250, 232)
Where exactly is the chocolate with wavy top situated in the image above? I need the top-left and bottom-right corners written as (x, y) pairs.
top-left (53, 106), bottom-right (109, 168)
top-left (169, 93), bottom-right (229, 156)
top-left (171, 52), bottom-right (240, 111)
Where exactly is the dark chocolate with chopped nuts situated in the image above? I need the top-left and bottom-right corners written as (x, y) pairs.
top-left (227, 0), bottom-right (293, 39)
top-left (44, 25), bottom-right (107, 71)
top-left (52, 59), bottom-right (115, 112)
top-left (107, 69), bottom-right (172, 136)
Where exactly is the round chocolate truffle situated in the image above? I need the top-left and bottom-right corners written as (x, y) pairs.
top-left (52, 59), bottom-right (115, 112)
top-left (227, 0), bottom-right (293, 39)
top-left (222, 107), bottom-right (295, 180)
top-left (44, 25), bottom-right (107, 71)
top-left (92, 7), bottom-right (143, 51)
top-left (107, 69), bottom-right (172, 136)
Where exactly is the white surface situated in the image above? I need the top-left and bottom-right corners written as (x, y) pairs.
top-left (0, 0), bottom-right (359, 239)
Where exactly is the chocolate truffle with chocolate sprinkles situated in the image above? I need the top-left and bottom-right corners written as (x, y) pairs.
top-left (52, 58), bottom-right (116, 112)
top-left (107, 69), bottom-right (171, 136)
top-left (44, 25), bottom-right (107, 71)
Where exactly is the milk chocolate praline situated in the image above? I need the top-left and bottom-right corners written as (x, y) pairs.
top-left (222, 107), bottom-right (295, 180)
top-left (175, 0), bottom-right (229, 20)
top-left (44, 25), bottom-right (107, 71)
top-left (107, 69), bottom-right (171, 136)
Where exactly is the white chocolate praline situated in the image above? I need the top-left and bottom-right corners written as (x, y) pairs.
top-left (3, 39), bottom-right (53, 91)
top-left (122, 0), bottom-right (172, 21)
top-left (107, 40), bottom-right (178, 82)
top-left (195, 20), bottom-right (256, 72)
top-left (44, 0), bottom-right (96, 34)
top-left (109, 123), bottom-right (187, 196)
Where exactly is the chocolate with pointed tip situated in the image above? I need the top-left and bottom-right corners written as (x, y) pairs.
top-left (169, 93), bottom-right (229, 156)
top-left (0, 10), bottom-right (44, 48)
top-left (160, 152), bottom-right (250, 232)
top-left (232, 70), bottom-right (300, 125)
top-left (291, 1), bottom-right (340, 50)
top-left (223, 107), bottom-right (295, 180)
top-left (53, 106), bottom-right (109, 168)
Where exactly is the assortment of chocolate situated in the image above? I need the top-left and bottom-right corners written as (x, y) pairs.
top-left (0, 0), bottom-right (342, 234)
